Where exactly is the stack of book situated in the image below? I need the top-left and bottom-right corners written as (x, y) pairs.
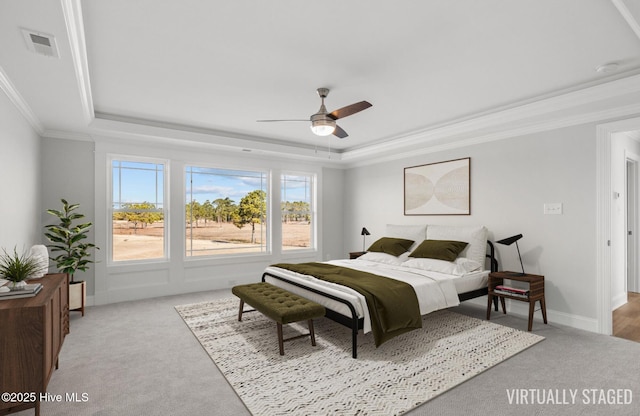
top-left (494, 285), bottom-right (529, 298)
top-left (0, 283), bottom-right (43, 300)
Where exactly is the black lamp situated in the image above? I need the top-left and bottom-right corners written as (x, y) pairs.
top-left (361, 227), bottom-right (370, 252)
top-left (496, 234), bottom-right (525, 276)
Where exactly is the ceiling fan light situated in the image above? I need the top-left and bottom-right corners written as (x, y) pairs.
top-left (310, 119), bottom-right (336, 136)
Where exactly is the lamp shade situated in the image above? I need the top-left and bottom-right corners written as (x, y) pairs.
top-left (361, 227), bottom-right (370, 252)
top-left (310, 119), bottom-right (336, 136)
top-left (496, 234), bottom-right (525, 275)
top-left (496, 234), bottom-right (522, 246)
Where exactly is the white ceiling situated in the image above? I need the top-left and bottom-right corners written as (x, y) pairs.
top-left (2, 0), bottom-right (640, 165)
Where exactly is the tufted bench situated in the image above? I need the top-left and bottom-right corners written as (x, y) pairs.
top-left (231, 282), bottom-right (326, 355)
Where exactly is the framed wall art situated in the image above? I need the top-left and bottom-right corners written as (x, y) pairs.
top-left (404, 157), bottom-right (470, 215)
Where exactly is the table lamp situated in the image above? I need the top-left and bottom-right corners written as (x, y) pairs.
top-left (496, 234), bottom-right (525, 276)
top-left (361, 227), bottom-right (370, 252)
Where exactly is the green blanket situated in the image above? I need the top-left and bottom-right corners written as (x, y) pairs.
top-left (271, 262), bottom-right (422, 347)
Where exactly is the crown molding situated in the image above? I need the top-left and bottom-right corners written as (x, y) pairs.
top-left (42, 129), bottom-right (93, 142)
top-left (611, 0), bottom-right (640, 41)
top-left (0, 65), bottom-right (44, 134)
top-left (79, 72), bottom-right (640, 167)
top-left (345, 101), bottom-right (640, 168)
top-left (61, 0), bottom-right (94, 124)
top-left (343, 101), bottom-right (640, 168)
top-left (341, 74), bottom-right (640, 166)
top-left (88, 115), bottom-right (345, 166)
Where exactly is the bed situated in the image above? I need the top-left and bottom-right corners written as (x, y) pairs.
top-left (262, 224), bottom-right (498, 358)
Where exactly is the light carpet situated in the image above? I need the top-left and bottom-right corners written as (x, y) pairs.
top-left (175, 297), bottom-right (544, 416)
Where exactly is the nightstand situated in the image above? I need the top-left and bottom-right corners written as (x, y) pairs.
top-left (349, 251), bottom-right (366, 259)
top-left (486, 271), bottom-right (548, 331)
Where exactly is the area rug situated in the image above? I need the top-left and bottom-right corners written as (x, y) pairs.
top-left (175, 297), bottom-right (544, 415)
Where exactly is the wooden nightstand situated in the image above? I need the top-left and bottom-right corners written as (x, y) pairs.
top-left (349, 251), bottom-right (366, 259)
top-left (486, 271), bottom-right (548, 331)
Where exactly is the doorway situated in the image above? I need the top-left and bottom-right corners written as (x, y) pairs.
top-left (597, 118), bottom-right (640, 340)
top-left (612, 140), bottom-right (640, 342)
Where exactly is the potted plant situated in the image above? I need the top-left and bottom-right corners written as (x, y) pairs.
top-left (0, 247), bottom-right (40, 290)
top-left (44, 199), bottom-right (98, 315)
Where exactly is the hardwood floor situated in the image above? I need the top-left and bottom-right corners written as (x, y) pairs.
top-left (613, 291), bottom-right (640, 342)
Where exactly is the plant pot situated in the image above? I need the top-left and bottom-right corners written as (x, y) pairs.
top-left (69, 280), bottom-right (86, 316)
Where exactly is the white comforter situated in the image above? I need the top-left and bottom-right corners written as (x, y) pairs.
top-left (263, 259), bottom-right (461, 334)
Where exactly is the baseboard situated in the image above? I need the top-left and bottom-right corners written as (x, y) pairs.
top-left (464, 297), bottom-right (599, 333)
top-left (612, 291), bottom-right (628, 311)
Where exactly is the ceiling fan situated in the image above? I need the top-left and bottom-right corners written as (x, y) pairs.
top-left (257, 88), bottom-right (372, 138)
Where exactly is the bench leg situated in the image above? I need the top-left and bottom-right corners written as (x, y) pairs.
top-left (238, 299), bottom-right (244, 322)
top-left (277, 323), bottom-right (284, 355)
top-left (308, 319), bottom-right (316, 346)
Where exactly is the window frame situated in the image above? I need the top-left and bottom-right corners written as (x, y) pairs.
top-left (280, 171), bottom-right (317, 252)
top-left (184, 163), bottom-right (271, 259)
top-left (108, 156), bottom-right (169, 265)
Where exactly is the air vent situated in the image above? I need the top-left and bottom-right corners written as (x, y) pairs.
top-left (21, 28), bottom-right (59, 58)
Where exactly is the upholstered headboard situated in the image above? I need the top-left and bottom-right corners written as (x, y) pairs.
top-left (384, 224), bottom-right (496, 271)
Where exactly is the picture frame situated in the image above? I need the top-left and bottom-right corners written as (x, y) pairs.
top-left (404, 157), bottom-right (470, 215)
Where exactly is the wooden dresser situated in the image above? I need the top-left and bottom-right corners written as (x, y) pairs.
top-left (0, 273), bottom-right (69, 416)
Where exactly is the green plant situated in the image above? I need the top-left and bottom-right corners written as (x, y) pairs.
top-left (44, 199), bottom-right (98, 283)
top-left (0, 247), bottom-right (40, 284)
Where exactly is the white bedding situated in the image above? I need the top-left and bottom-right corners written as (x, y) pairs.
top-left (263, 259), bottom-right (489, 334)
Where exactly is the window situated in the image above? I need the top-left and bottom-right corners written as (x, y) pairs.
top-left (281, 173), bottom-right (315, 251)
top-left (185, 166), bottom-right (268, 257)
top-left (111, 160), bottom-right (166, 262)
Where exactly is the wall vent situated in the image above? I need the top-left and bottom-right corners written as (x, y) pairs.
top-left (21, 28), bottom-right (60, 58)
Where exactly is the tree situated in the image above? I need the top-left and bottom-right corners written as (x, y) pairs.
top-left (201, 200), bottom-right (214, 226)
top-left (120, 202), bottom-right (163, 233)
top-left (233, 190), bottom-right (266, 243)
top-left (213, 197), bottom-right (235, 223)
top-left (282, 200), bottom-right (310, 222)
top-left (186, 200), bottom-right (202, 227)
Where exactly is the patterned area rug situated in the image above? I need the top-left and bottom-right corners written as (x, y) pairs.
top-left (176, 297), bottom-right (544, 415)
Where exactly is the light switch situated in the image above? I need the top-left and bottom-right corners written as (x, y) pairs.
top-left (544, 203), bottom-right (563, 215)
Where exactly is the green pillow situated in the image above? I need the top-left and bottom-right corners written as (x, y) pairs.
top-left (409, 240), bottom-right (468, 262)
top-left (367, 237), bottom-right (415, 257)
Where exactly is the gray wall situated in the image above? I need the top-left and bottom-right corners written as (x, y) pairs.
top-left (0, 90), bottom-right (41, 251)
top-left (343, 123), bottom-right (598, 328)
top-left (321, 166), bottom-right (345, 261)
top-left (40, 138), bottom-right (96, 291)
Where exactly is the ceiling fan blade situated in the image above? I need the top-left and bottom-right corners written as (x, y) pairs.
top-left (333, 125), bottom-right (348, 139)
top-left (328, 101), bottom-right (372, 120)
top-left (256, 119), bottom-right (308, 122)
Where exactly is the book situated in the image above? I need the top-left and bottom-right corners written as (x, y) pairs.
top-left (495, 285), bottom-right (529, 295)
top-left (493, 288), bottom-right (528, 298)
top-left (0, 283), bottom-right (43, 299)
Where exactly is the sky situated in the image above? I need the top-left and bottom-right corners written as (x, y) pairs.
top-left (112, 161), bottom-right (312, 207)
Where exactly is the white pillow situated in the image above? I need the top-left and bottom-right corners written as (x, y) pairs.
top-left (455, 257), bottom-right (484, 273)
top-left (359, 251), bottom-right (410, 266)
top-left (385, 224), bottom-right (427, 251)
top-left (402, 257), bottom-right (482, 276)
top-left (426, 225), bottom-right (488, 265)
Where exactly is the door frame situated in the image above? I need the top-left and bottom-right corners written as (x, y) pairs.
top-left (597, 117), bottom-right (640, 335)
top-left (626, 155), bottom-right (639, 293)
